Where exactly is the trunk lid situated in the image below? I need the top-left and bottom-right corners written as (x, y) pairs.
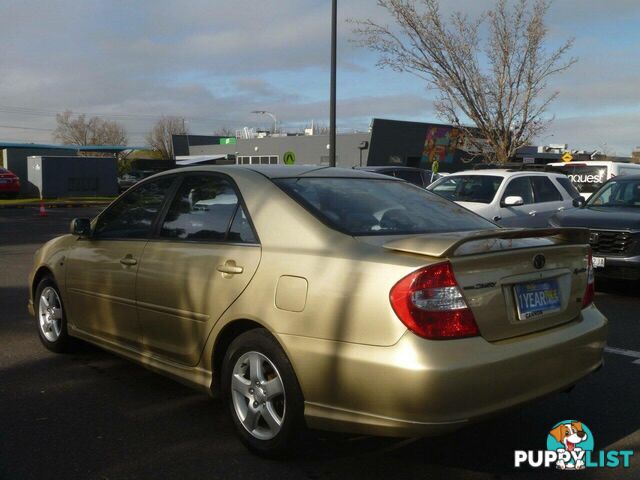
top-left (382, 228), bottom-right (591, 341)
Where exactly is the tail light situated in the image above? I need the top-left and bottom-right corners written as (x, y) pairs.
top-left (389, 262), bottom-right (479, 340)
top-left (582, 249), bottom-right (595, 308)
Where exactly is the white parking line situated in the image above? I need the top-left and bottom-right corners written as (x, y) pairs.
top-left (604, 346), bottom-right (640, 364)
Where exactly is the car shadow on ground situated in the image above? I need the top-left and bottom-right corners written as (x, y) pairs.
top-left (1, 339), bottom-right (637, 480)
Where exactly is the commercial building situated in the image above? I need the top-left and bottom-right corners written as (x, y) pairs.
top-left (172, 118), bottom-right (482, 172)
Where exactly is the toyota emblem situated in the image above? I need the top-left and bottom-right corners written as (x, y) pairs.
top-left (533, 254), bottom-right (546, 269)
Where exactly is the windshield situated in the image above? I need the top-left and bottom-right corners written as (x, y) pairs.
top-left (274, 178), bottom-right (496, 236)
top-left (429, 175), bottom-right (503, 204)
top-left (558, 164), bottom-right (608, 194)
top-left (587, 179), bottom-right (640, 207)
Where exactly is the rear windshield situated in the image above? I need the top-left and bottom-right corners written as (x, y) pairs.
top-left (557, 165), bottom-right (608, 194)
top-left (274, 178), bottom-right (496, 236)
top-left (429, 175), bottom-right (503, 204)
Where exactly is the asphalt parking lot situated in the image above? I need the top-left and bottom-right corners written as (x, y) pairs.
top-left (1, 207), bottom-right (638, 480)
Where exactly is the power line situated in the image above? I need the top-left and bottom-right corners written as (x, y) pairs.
top-left (0, 104), bottom-right (247, 124)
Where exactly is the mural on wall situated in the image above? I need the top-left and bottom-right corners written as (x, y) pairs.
top-left (420, 126), bottom-right (465, 168)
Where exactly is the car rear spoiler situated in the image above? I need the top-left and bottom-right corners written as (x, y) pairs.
top-left (382, 228), bottom-right (590, 258)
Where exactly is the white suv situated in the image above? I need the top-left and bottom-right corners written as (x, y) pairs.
top-left (428, 169), bottom-right (580, 227)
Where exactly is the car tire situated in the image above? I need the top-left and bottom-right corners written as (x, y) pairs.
top-left (221, 328), bottom-right (305, 458)
top-left (35, 276), bottom-right (77, 353)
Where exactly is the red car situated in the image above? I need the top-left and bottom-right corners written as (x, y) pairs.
top-left (0, 168), bottom-right (20, 198)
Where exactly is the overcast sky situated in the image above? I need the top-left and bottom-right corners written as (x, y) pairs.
top-left (0, 0), bottom-right (639, 154)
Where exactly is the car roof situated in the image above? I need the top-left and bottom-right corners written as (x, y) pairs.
top-left (154, 165), bottom-right (402, 181)
top-left (356, 166), bottom-right (425, 172)
top-left (604, 173), bottom-right (640, 181)
top-left (444, 169), bottom-right (564, 178)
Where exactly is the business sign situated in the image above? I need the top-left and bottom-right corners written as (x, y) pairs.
top-left (219, 137), bottom-right (237, 145)
top-left (283, 151), bottom-right (296, 165)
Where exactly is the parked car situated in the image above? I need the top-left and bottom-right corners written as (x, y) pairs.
top-left (0, 167), bottom-right (20, 198)
top-left (548, 160), bottom-right (640, 199)
top-left (29, 166), bottom-right (606, 457)
top-left (355, 166), bottom-right (440, 187)
top-left (549, 174), bottom-right (640, 280)
top-left (117, 170), bottom-right (155, 192)
top-left (428, 169), bottom-right (580, 227)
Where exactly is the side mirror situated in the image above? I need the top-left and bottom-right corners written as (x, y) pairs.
top-left (503, 196), bottom-right (524, 207)
top-left (70, 218), bottom-right (91, 237)
top-left (572, 197), bottom-right (586, 208)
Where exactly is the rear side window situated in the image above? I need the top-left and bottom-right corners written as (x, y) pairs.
top-left (502, 177), bottom-right (534, 205)
top-left (274, 178), bottom-right (496, 236)
top-left (161, 175), bottom-right (240, 242)
top-left (556, 177), bottom-right (581, 199)
top-left (531, 176), bottom-right (563, 202)
top-left (94, 176), bottom-right (175, 239)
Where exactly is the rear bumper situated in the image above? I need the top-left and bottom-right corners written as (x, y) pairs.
top-left (593, 254), bottom-right (640, 280)
top-left (279, 305), bottom-right (607, 437)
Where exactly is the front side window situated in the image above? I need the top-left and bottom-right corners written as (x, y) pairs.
top-left (275, 178), bottom-right (495, 236)
top-left (531, 176), bottom-right (563, 202)
top-left (588, 180), bottom-right (640, 207)
top-left (93, 176), bottom-right (175, 239)
top-left (502, 177), bottom-right (534, 205)
top-left (160, 175), bottom-right (245, 241)
top-left (430, 175), bottom-right (503, 204)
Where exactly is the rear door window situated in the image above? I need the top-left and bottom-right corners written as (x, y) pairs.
top-left (531, 176), bottom-right (563, 202)
top-left (160, 175), bottom-right (245, 242)
top-left (555, 176), bottom-right (581, 199)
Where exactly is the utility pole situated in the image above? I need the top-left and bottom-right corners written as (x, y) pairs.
top-left (329, 0), bottom-right (337, 167)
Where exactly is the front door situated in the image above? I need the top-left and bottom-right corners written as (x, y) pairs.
top-left (65, 176), bottom-right (177, 347)
top-left (135, 174), bottom-right (261, 365)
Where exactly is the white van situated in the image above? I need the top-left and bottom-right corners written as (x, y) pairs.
top-left (548, 161), bottom-right (640, 199)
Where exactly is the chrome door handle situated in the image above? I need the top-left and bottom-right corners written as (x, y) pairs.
top-left (120, 255), bottom-right (137, 266)
top-left (557, 206), bottom-right (566, 211)
top-left (217, 261), bottom-right (243, 275)
top-left (528, 211), bottom-right (537, 216)
top-left (492, 215), bottom-right (502, 221)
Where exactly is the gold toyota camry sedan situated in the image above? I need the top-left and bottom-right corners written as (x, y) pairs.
top-left (28, 165), bottom-right (607, 456)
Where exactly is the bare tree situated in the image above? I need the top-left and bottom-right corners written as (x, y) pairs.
top-left (213, 126), bottom-right (235, 137)
top-left (53, 110), bottom-right (128, 145)
top-left (352, 0), bottom-right (576, 163)
top-left (146, 116), bottom-right (189, 160)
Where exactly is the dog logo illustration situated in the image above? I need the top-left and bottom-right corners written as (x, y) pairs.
top-left (547, 420), bottom-right (594, 470)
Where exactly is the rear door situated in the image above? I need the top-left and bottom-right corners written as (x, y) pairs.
top-left (530, 176), bottom-right (567, 225)
top-left (135, 173), bottom-right (261, 366)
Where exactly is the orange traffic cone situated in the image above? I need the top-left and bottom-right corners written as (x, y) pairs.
top-left (39, 201), bottom-right (48, 217)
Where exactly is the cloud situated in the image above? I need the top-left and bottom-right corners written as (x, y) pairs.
top-left (0, 0), bottom-right (637, 151)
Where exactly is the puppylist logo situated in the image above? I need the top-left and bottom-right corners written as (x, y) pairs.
top-left (514, 420), bottom-right (634, 470)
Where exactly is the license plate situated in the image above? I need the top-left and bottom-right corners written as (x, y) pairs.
top-left (514, 279), bottom-right (561, 321)
top-left (593, 256), bottom-right (605, 269)
top-left (0, 179), bottom-right (8, 184)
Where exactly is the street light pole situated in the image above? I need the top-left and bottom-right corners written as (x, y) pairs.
top-left (251, 110), bottom-right (278, 134)
top-left (329, 0), bottom-right (337, 167)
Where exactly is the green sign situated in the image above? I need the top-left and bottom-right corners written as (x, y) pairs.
top-left (219, 137), bottom-right (237, 145)
top-left (283, 151), bottom-right (296, 165)
top-left (432, 160), bottom-right (439, 174)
